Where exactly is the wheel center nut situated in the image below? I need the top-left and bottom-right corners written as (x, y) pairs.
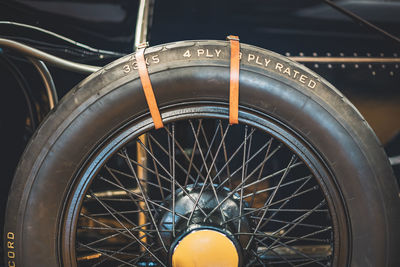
top-left (171, 229), bottom-right (239, 267)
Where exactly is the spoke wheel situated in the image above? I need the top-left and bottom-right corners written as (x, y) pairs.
top-left (63, 107), bottom-right (345, 267)
top-left (6, 40), bottom-right (399, 267)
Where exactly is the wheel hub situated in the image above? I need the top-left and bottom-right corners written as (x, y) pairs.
top-left (157, 184), bottom-right (249, 265)
top-left (171, 228), bottom-right (239, 267)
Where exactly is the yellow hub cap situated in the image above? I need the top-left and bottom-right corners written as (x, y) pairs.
top-left (172, 229), bottom-right (239, 267)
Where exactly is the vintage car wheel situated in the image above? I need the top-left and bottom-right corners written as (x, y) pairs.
top-left (4, 40), bottom-right (400, 266)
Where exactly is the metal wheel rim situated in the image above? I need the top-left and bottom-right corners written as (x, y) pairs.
top-left (61, 105), bottom-right (346, 267)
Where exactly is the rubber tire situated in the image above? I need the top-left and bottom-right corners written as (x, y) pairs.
top-left (4, 40), bottom-right (400, 267)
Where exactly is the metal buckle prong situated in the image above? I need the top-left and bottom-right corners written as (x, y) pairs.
top-left (226, 35), bottom-right (240, 41)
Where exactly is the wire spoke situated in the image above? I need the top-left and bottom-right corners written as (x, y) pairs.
top-left (246, 155), bottom-right (297, 249)
top-left (171, 123), bottom-right (176, 237)
top-left (114, 151), bottom-right (206, 217)
top-left (249, 137), bottom-right (273, 207)
top-left (97, 176), bottom-right (188, 220)
top-left (108, 160), bottom-right (172, 194)
top-left (257, 234), bottom-right (328, 267)
top-left (248, 249), bottom-right (267, 267)
top-left (269, 226), bottom-right (333, 249)
top-left (143, 134), bottom-right (198, 185)
top-left (121, 246), bottom-right (164, 267)
top-left (212, 127), bottom-right (257, 186)
top-left (255, 174), bottom-right (314, 232)
top-left (262, 200), bottom-right (328, 254)
top-left (189, 119), bottom-right (226, 223)
top-left (146, 134), bottom-right (166, 201)
top-left (76, 118), bottom-right (336, 266)
top-left (79, 213), bottom-right (139, 241)
top-left (216, 137), bottom-right (279, 191)
top-left (122, 149), bottom-right (168, 252)
top-left (78, 242), bottom-right (137, 267)
top-left (254, 237), bottom-right (296, 267)
top-left (163, 126), bottom-right (208, 183)
top-left (88, 190), bottom-right (141, 235)
top-left (136, 137), bottom-right (208, 216)
top-left (198, 120), bottom-right (224, 184)
top-left (91, 239), bottom-right (143, 267)
top-left (220, 121), bottom-right (232, 188)
top-left (86, 191), bottom-right (166, 266)
top-left (184, 119), bottom-right (202, 187)
top-left (242, 161), bottom-right (303, 191)
top-left (238, 125), bottom-right (249, 232)
top-left (81, 222), bottom-right (152, 248)
top-left (104, 165), bottom-right (150, 219)
top-left (186, 121), bottom-right (231, 225)
top-left (249, 217), bottom-right (328, 230)
top-left (243, 175), bottom-right (312, 199)
top-left (204, 143), bottom-right (284, 222)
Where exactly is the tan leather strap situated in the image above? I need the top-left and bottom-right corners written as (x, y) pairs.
top-left (227, 35), bottom-right (240, 124)
top-left (136, 43), bottom-right (164, 129)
